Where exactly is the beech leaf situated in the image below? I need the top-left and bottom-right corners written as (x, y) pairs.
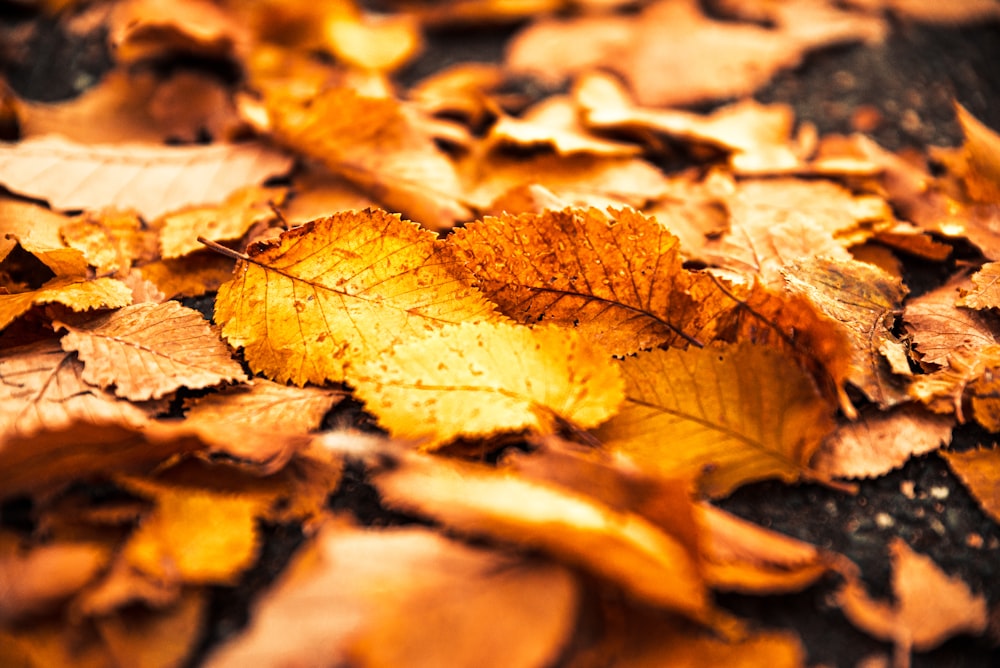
top-left (0, 136), bottom-right (293, 220)
top-left (596, 342), bottom-right (836, 497)
top-left (214, 208), bottom-right (499, 386)
top-left (0, 199), bottom-right (89, 277)
top-left (351, 321), bottom-right (624, 446)
top-left (0, 276), bottom-right (133, 332)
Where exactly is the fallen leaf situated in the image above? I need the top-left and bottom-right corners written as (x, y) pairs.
top-left (940, 446), bottom-right (1000, 523)
top-left (351, 321), bottom-right (623, 446)
top-left (205, 521), bottom-right (579, 668)
top-left (136, 251), bottom-right (235, 299)
top-left (905, 276), bottom-right (1000, 367)
top-left (812, 405), bottom-right (954, 479)
top-left (95, 589), bottom-right (205, 668)
top-left (0, 198), bottom-right (89, 277)
top-left (782, 256), bottom-right (909, 407)
top-left (845, 0), bottom-right (1000, 24)
top-left (183, 378), bottom-right (341, 435)
top-left (108, 0), bottom-right (249, 63)
top-left (447, 207), bottom-right (726, 354)
top-left (280, 166), bottom-right (378, 226)
top-left (157, 185), bottom-right (287, 259)
top-left (325, 11), bottom-right (422, 72)
top-left (59, 209), bottom-right (155, 277)
top-left (837, 538), bottom-right (987, 653)
top-left (56, 301), bottom-right (247, 401)
top-left (214, 208), bottom-right (499, 385)
top-left (372, 451), bottom-right (710, 617)
top-left (596, 342), bottom-right (836, 498)
top-left (0, 136), bottom-right (293, 220)
top-left (958, 262), bottom-right (1000, 309)
top-left (0, 339), bottom-right (152, 442)
top-left (0, 276), bottom-right (133, 332)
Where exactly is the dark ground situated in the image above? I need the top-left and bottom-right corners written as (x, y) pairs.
top-left (2, 3), bottom-right (1000, 667)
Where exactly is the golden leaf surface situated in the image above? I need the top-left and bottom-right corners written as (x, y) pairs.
top-left (940, 446), bottom-right (1000, 523)
top-left (812, 406), bottom-right (954, 479)
top-left (447, 207), bottom-right (725, 354)
top-left (136, 252), bottom-right (234, 300)
top-left (837, 538), bottom-right (987, 652)
top-left (0, 198), bottom-right (89, 277)
top-left (782, 256), bottom-right (909, 407)
top-left (351, 321), bottom-right (624, 446)
top-left (0, 135), bottom-right (293, 220)
top-left (0, 276), bottom-right (133, 332)
top-left (957, 262), bottom-right (1000, 309)
top-left (59, 209), bottom-right (155, 277)
top-left (57, 301), bottom-right (246, 402)
top-left (205, 522), bottom-right (579, 668)
top-left (214, 208), bottom-right (499, 386)
top-left (596, 342), bottom-right (836, 498)
top-left (259, 86), bottom-right (469, 229)
top-left (183, 379), bottom-right (341, 434)
top-left (0, 340), bottom-right (151, 442)
top-left (372, 452), bottom-right (709, 617)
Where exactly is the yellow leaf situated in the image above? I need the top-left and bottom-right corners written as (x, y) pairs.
top-left (57, 301), bottom-right (247, 401)
top-left (214, 208), bottom-right (499, 386)
top-left (0, 198), bottom-right (89, 277)
top-left (183, 378), bottom-right (341, 435)
top-left (137, 251), bottom-right (235, 300)
top-left (60, 209), bottom-right (154, 276)
top-left (351, 321), bottom-right (624, 446)
top-left (0, 276), bottom-right (133, 332)
top-left (596, 342), bottom-right (835, 498)
top-left (447, 207), bottom-right (725, 355)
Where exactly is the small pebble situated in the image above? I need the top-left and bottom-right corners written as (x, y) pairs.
top-left (824, 500), bottom-right (838, 515)
top-left (929, 517), bottom-right (946, 536)
top-left (930, 485), bottom-right (949, 500)
top-left (875, 512), bottom-right (894, 529)
top-left (900, 480), bottom-right (916, 499)
top-left (901, 109), bottom-right (922, 133)
top-left (967, 533), bottom-right (984, 549)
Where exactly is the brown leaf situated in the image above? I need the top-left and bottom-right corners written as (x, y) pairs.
top-left (95, 590), bottom-right (205, 668)
top-left (447, 207), bottom-right (726, 354)
top-left (56, 301), bottom-right (247, 401)
top-left (136, 251), bottom-right (235, 300)
top-left (812, 405), bottom-right (954, 479)
top-left (59, 209), bottom-right (155, 277)
top-left (838, 538), bottom-right (987, 652)
top-left (183, 378), bottom-right (341, 435)
top-left (958, 262), bottom-right (1000, 309)
top-left (0, 339), bottom-right (151, 442)
top-left (371, 451), bottom-right (710, 617)
top-left (596, 342), bottom-right (836, 497)
top-left (783, 256), bottom-right (909, 407)
top-left (940, 446), bottom-right (1000, 523)
top-left (905, 276), bottom-right (999, 367)
top-left (205, 522), bottom-right (579, 668)
top-left (108, 0), bottom-right (249, 63)
top-left (214, 208), bottom-right (499, 386)
top-left (0, 135), bottom-right (293, 220)
top-left (0, 198), bottom-right (89, 277)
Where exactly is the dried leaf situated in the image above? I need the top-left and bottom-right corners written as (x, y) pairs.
top-left (59, 209), bottom-right (154, 277)
top-left (205, 522), bottom-right (579, 668)
top-left (447, 207), bottom-right (727, 355)
top-left (837, 538), bottom-right (987, 652)
top-left (137, 251), bottom-right (235, 299)
top-left (812, 405), bottom-right (954, 479)
top-left (783, 257), bottom-right (909, 407)
top-left (57, 301), bottom-right (247, 401)
top-left (351, 321), bottom-right (623, 446)
top-left (109, 0), bottom-right (249, 63)
top-left (373, 452), bottom-right (710, 617)
top-left (258, 87), bottom-right (469, 229)
top-left (96, 590), bottom-right (205, 668)
top-left (596, 342), bottom-right (836, 498)
top-left (0, 340), bottom-right (151, 442)
top-left (940, 446), bottom-right (1000, 523)
top-left (0, 136), bottom-right (293, 220)
top-left (214, 208), bottom-right (499, 386)
top-left (0, 198), bottom-right (89, 277)
top-left (905, 277), bottom-right (1000, 367)
top-left (158, 185), bottom-right (287, 259)
top-left (845, 0), bottom-right (1000, 24)
top-left (281, 166), bottom-right (378, 226)
top-left (958, 262), bottom-right (1000, 309)
top-left (0, 276), bottom-right (133, 332)
top-left (183, 379), bottom-right (341, 434)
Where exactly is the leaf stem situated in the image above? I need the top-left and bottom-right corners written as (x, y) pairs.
top-left (197, 237), bottom-right (251, 261)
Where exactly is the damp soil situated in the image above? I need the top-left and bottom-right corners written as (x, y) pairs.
top-left (3, 4), bottom-right (1000, 667)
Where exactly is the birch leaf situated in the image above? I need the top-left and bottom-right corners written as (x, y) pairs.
top-left (57, 301), bottom-right (247, 402)
top-left (596, 342), bottom-right (836, 498)
top-left (447, 207), bottom-right (728, 355)
top-left (214, 208), bottom-right (499, 385)
top-left (351, 321), bottom-right (623, 446)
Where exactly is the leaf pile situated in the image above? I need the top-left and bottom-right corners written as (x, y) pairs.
top-left (1, 1), bottom-right (999, 667)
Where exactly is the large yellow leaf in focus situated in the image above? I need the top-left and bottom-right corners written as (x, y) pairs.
top-left (214, 208), bottom-right (499, 385)
top-left (596, 342), bottom-right (835, 498)
top-left (351, 321), bottom-right (624, 446)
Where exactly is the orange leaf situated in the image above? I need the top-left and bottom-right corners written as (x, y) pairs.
top-left (0, 198), bottom-right (89, 277)
top-left (957, 262), bottom-right (1000, 309)
top-left (940, 446), bottom-right (1000, 523)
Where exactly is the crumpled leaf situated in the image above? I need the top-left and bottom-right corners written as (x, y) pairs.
top-left (371, 451), bottom-right (710, 618)
top-left (184, 378), bottom-right (341, 435)
top-left (214, 208), bottom-right (499, 386)
top-left (837, 538), bottom-right (987, 653)
top-left (157, 185), bottom-right (287, 259)
top-left (507, 0), bottom-right (886, 107)
top-left (56, 301), bottom-right (247, 402)
top-left (782, 257), bottom-right (909, 407)
top-left (940, 446), bottom-right (1000, 523)
top-left (957, 262), bottom-right (1000, 309)
top-left (812, 405), bottom-right (954, 479)
top-left (205, 522), bottom-right (579, 668)
top-left (596, 342), bottom-right (836, 498)
top-left (254, 86), bottom-right (469, 229)
top-left (0, 340), bottom-right (153, 443)
top-left (351, 321), bottom-right (623, 447)
top-left (59, 209), bottom-right (155, 277)
top-left (447, 207), bottom-right (727, 355)
top-left (0, 136), bottom-right (293, 220)
top-left (0, 276), bottom-right (133, 332)
top-left (136, 251), bottom-right (235, 300)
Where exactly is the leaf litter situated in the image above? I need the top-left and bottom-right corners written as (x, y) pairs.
top-left (0, 1), bottom-right (999, 667)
